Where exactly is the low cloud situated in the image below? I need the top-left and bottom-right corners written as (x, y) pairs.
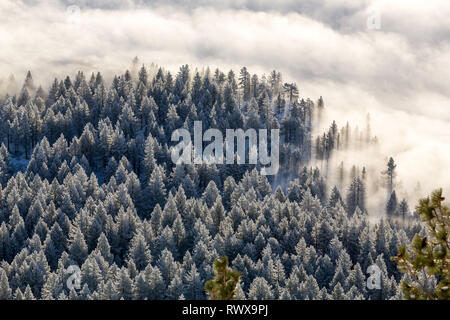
top-left (1, 0), bottom-right (449, 206)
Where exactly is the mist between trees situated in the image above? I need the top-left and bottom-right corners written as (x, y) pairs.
top-left (0, 63), bottom-right (428, 300)
top-left (170, 121), bottom-right (280, 175)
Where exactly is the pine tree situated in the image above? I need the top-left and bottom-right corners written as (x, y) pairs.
top-left (247, 277), bottom-right (274, 300)
top-left (392, 189), bottom-right (449, 300)
top-left (24, 285), bottom-right (36, 300)
top-left (238, 67), bottom-right (251, 103)
top-left (397, 199), bottom-right (410, 222)
top-left (346, 177), bottom-right (366, 215)
top-left (282, 83), bottom-right (299, 103)
top-left (205, 256), bottom-right (241, 300)
top-left (134, 272), bottom-right (149, 299)
top-left (115, 268), bottom-right (134, 300)
top-left (128, 233), bottom-right (151, 271)
top-left (386, 191), bottom-right (398, 217)
top-left (167, 274), bottom-right (185, 299)
top-left (202, 181), bottom-right (220, 208)
top-left (382, 157), bottom-right (397, 196)
top-left (145, 265), bottom-right (166, 299)
top-left (331, 282), bottom-right (347, 300)
top-left (69, 228), bottom-right (88, 266)
top-left (0, 268), bottom-right (12, 300)
top-left (329, 186), bottom-right (344, 208)
top-left (210, 198), bottom-right (226, 232)
top-left (184, 264), bottom-right (204, 300)
top-left (146, 165), bottom-right (167, 211)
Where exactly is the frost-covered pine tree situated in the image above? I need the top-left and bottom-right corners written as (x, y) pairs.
top-left (0, 268), bottom-right (12, 300)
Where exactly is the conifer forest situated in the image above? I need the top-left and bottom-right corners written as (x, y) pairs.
top-left (0, 0), bottom-right (448, 301)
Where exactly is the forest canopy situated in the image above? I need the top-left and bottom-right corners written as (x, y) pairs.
top-left (0, 64), bottom-right (427, 300)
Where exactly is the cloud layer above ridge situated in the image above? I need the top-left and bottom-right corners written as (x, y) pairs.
top-left (1, 0), bottom-right (450, 203)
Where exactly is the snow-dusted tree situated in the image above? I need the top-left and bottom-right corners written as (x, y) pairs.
top-left (144, 265), bottom-right (166, 299)
top-left (0, 268), bottom-right (12, 300)
top-left (128, 233), bottom-right (151, 271)
top-left (247, 277), bottom-right (274, 300)
top-left (69, 227), bottom-right (88, 266)
top-left (346, 177), bottom-right (366, 215)
top-left (386, 191), bottom-right (398, 217)
top-left (382, 157), bottom-right (397, 196)
top-left (145, 165), bottom-right (167, 211)
top-left (115, 267), bottom-right (134, 300)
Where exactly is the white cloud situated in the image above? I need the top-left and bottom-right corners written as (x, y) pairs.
top-left (1, 0), bottom-right (449, 205)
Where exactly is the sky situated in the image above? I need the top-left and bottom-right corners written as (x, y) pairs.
top-left (1, 0), bottom-right (449, 210)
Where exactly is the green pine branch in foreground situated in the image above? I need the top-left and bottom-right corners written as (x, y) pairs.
top-left (392, 188), bottom-right (450, 300)
top-left (205, 256), bottom-right (241, 300)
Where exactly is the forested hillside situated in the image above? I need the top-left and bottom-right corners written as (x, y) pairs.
top-left (0, 64), bottom-right (422, 300)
